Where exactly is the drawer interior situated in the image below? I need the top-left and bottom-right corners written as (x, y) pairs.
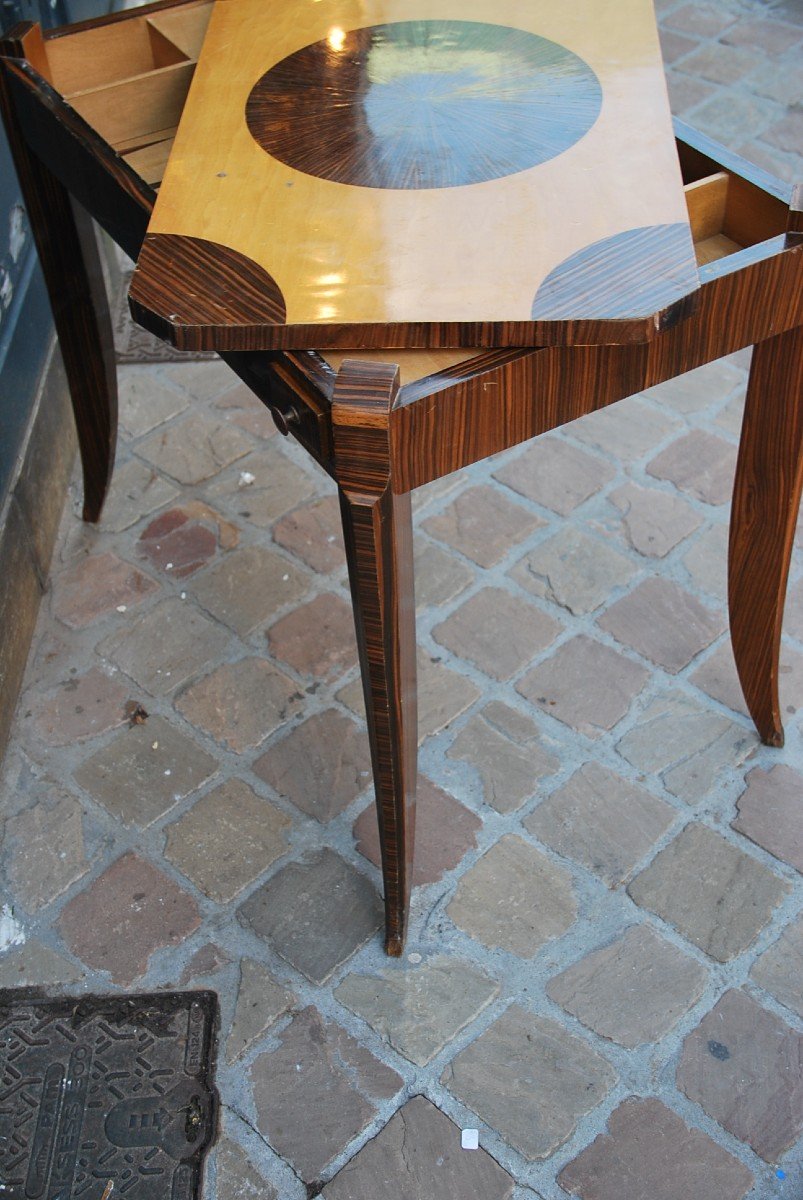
top-left (42, 1), bottom-right (213, 176)
top-left (682, 168), bottom-right (788, 266)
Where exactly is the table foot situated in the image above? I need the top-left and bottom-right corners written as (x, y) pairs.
top-left (333, 360), bottom-right (417, 955)
top-left (0, 42), bottom-right (117, 523)
top-left (385, 932), bottom-right (405, 958)
top-left (729, 325), bottom-right (803, 747)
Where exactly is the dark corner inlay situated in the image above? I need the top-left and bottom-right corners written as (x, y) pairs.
top-left (531, 224), bottom-right (699, 319)
top-left (246, 21), bottom-right (602, 190)
top-left (130, 233), bottom-right (286, 330)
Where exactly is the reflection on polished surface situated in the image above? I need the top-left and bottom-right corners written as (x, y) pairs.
top-left (246, 21), bottom-right (602, 189)
top-left (137, 0), bottom-right (699, 345)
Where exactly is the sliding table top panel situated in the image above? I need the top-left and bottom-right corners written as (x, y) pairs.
top-left (129, 0), bottom-right (700, 351)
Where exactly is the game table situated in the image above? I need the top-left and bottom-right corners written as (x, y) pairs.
top-left (1, 0), bottom-right (801, 955)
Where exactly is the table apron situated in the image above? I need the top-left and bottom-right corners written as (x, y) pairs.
top-left (389, 240), bottom-right (803, 494)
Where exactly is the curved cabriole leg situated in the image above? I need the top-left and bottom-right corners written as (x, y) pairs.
top-left (333, 360), bottom-right (417, 956)
top-left (0, 59), bottom-right (117, 522)
top-left (729, 324), bottom-right (803, 747)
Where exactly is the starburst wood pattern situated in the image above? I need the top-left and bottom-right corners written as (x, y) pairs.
top-left (130, 0), bottom-right (700, 350)
top-left (246, 21), bottom-right (602, 190)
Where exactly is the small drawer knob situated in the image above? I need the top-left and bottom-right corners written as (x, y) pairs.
top-left (270, 403), bottom-right (300, 436)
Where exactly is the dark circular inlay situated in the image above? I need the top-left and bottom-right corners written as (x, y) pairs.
top-left (246, 20), bottom-right (602, 190)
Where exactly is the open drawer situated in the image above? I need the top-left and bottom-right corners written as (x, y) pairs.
top-left (679, 135), bottom-right (790, 273)
top-left (39, 0), bottom-right (213, 184)
top-left (684, 171), bottom-right (788, 266)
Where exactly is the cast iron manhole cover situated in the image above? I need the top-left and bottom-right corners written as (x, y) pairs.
top-left (0, 991), bottom-right (218, 1200)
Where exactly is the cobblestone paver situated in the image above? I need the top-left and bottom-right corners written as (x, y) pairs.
top-left (442, 1005), bottom-right (617, 1160)
top-left (1, 2), bottom-right (801, 1197)
top-left (4, 791), bottom-right (88, 910)
top-left (136, 506), bottom-right (223, 578)
top-left (175, 657), bottom-right (303, 753)
top-left (598, 577), bottom-right (726, 673)
top-left (57, 852), bottom-right (200, 985)
top-left (28, 665), bottom-right (129, 744)
top-left (254, 708), bottom-right (372, 822)
top-left (422, 484), bottom-right (545, 568)
top-left (52, 551), bottom-right (158, 628)
top-left (557, 1097), bottom-right (755, 1200)
top-left (236, 849), bottom-right (383, 984)
top-left (677, 989), bottom-right (803, 1161)
top-left (322, 1095), bottom-right (514, 1199)
top-left (335, 954), bottom-right (500, 1066)
top-left (447, 700), bottom-right (559, 812)
top-left (510, 527), bottom-right (635, 615)
top-left (226, 959), bottom-right (295, 1063)
top-left (616, 690), bottom-right (755, 803)
top-left (732, 763), bottom-right (803, 871)
top-left (98, 596), bottom-right (232, 694)
top-left (447, 836), bottom-right (577, 955)
top-left (524, 762), bottom-right (676, 887)
top-left (432, 586), bottom-right (562, 680)
top-left (546, 924), bottom-right (708, 1047)
top-left (215, 1136), bottom-right (278, 1200)
top-left (249, 1006), bottom-right (402, 1182)
top-left (164, 780), bottom-right (292, 902)
top-left (517, 634), bottom-right (649, 737)
top-left (72, 713), bottom-right (219, 827)
top-left (749, 916), bottom-right (803, 1020)
top-left (628, 823), bottom-right (791, 960)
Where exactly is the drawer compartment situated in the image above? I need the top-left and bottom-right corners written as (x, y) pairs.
top-left (41, 1), bottom-right (213, 179)
top-left (683, 168), bottom-right (788, 266)
top-left (67, 61), bottom-right (195, 150)
top-left (147, 6), bottom-right (213, 60)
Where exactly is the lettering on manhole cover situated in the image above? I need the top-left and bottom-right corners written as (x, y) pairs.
top-left (0, 991), bottom-right (218, 1200)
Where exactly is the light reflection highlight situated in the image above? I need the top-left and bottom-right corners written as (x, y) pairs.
top-left (327, 27), bottom-right (346, 52)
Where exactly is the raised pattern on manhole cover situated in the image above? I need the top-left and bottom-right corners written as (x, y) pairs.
top-left (0, 991), bottom-right (218, 1200)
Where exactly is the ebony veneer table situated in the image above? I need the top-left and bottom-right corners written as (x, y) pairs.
top-left (1, 0), bottom-right (801, 954)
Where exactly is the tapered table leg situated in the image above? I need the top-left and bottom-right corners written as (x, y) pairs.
top-left (0, 49), bottom-right (117, 523)
top-left (333, 361), bottom-right (417, 955)
top-left (729, 324), bottom-right (803, 746)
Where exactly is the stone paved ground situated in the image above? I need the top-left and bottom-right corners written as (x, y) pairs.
top-left (1, 1), bottom-right (802, 1197)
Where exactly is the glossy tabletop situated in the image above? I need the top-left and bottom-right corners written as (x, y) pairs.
top-left (129, 0), bottom-right (700, 351)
